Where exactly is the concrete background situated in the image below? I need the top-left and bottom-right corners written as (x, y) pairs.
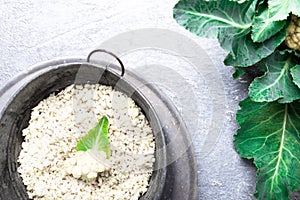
top-left (0, 0), bottom-right (257, 199)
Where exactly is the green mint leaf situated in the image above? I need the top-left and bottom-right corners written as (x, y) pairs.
top-left (291, 65), bottom-right (300, 89)
top-left (76, 116), bottom-right (110, 158)
top-left (173, 0), bottom-right (254, 41)
top-left (234, 98), bottom-right (300, 200)
top-left (251, 7), bottom-right (286, 43)
top-left (268, 0), bottom-right (300, 21)
top-left (223, 27), bottom-right (286, 67)
top-left (248, 51), bottom-right (300, 103)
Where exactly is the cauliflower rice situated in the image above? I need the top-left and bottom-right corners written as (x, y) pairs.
top-left (17, 84), bottom-right (155, 200)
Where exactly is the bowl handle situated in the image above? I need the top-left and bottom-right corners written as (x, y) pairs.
top-left (87, 49), bottom-right (125, 77)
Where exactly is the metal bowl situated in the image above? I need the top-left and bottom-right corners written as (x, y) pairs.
top-left (0, 50), bottom-right (167, 199)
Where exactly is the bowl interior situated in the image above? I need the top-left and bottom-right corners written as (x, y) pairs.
top-left (0, 63), bottom-right (166, 199)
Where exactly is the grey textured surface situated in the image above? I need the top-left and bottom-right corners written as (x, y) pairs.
top-left (0, 0), bottom-right (256, 199)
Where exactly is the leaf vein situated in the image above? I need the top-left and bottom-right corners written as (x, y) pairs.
top-left (178, 9), bottom-right (252, 30)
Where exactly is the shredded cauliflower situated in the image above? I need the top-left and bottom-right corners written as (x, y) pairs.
top-left (18, 84), bottom-right (155, 199)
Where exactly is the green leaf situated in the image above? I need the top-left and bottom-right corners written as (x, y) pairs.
top-left (251, 7), bottom-right (286, 42)
top-left (173, 0), bottom-right (285, 67)
top-left (233, 67), bottom-right (245, 79)
top-left (173, 0), bottom-right (254, 40)
top-left (223, 28), bottom-right (286, 67)
top-left (235, 98), bottom-right (300, 200)
top-left (76, 116), bottom-right (110, 158)
top-left (248, 51), bottom-right (300, 103)
top-left (228, 0), bottom-right (250, 3)
top-left (291, 65), bottom-right (300, 89)
top-left (268, 0), bottom-right (300, 21)
top-left (282, 49), bottom-right (300, 58)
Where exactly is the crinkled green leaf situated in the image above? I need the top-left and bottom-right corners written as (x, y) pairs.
top-left (291, 65), bottom-right (300, 89)
top-left (248, 51), bottom-right (300, 103)
top-left (208, 0), bottom-right (256, 3)
top-left (228, 0), bottom-right (250, 3)
top-left (235, 98), bottom-right (300, 200)
top-left (281, 49), bottom-right (300, 58)
top-left (269, 0), bottom-right (300, 21)
top-left (223, 28), bottom-right (286, 67)
top-left (233, 67), bottom-right (246, 79)
top-left (173, 0), bottom-right (254, 41)
top-left (173, 0), bottom-right (285, 67)
top-left (76, 116), bottom-right (110, 158)
top-left (251, 7), bottom-right (286, 42)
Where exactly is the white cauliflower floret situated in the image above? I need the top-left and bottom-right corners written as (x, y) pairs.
top-left (64, 149), bottom-right (110, 181)
top-left (286, 14), bottom-right (300, 50)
